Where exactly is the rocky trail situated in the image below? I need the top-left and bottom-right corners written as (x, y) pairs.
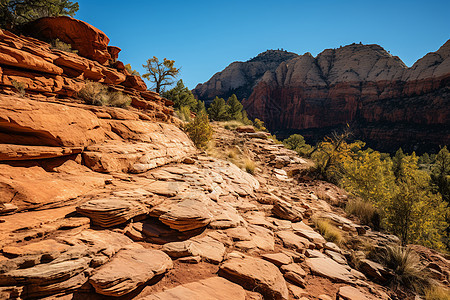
top-left (0, 16), bottom-right (449, 300)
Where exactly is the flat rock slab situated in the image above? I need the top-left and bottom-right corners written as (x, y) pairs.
top-left (280, 263), bottom-right (307, 277)
top-left (162, 236), bottom-right (226, 264)
top-left (89, 247), bottom-right (172, 296)
top-left (292, 222), bottom-right (326, 245)
top-left (262, 253), bottom-right (293, 267)
top-left (306, 257), bottom-right (355, 283)
top-left (219, 256), bottom-right (289, 300)
top-left (159, 199), bottom-right (212, 231)
top-left (338, 285), bottom-right (377, 300)
top-left (276, 230), bottom-right (310, 251)
top-left (142, 277), bottom-right (246, 300)
top-left (77, 199), bottom-right (148, 227)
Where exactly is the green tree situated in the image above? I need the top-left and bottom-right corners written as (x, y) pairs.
top-left (184, 110), bottom-right (212, 149)
top-left (241, 110), bottom-right (253, 125)
top-left (195, 99), bottom-right (206, 113)
top-left (253, 118), bottom-right (267, 132)
top-left (283, 134), bottom-right (312, 156)
top-left (1, 0), bottom-right (79, 30)
top-left (207, 97), bottom-right (229, 121)
top-left (392, 148), bottom-right (406, 179)
top-left (431, 146), bottom-right (450, 203)
top-left (226, 94), bottom-right (243, 120)
top-left (430, 146), bottom-right (450, 248)
top-left (163, 80), bottom-right (197, 111)
top-left (385, 154), bottom-right (447, 249)
top-left (142, 56), bottom-right (180, 94)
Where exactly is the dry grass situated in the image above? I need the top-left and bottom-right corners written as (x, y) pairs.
top-left (345, 198), bottom-right (380, 228)
top-left (313, 217), bottom-right (345, 245)
top-left (244, 159), bottom-right (256, 175)
top-left (375, 245), bottom-right (432, 292)
top-left (425, 286), bottom-right (450, 300)
top-left (78, 82), bottom-right (131, 108)
top-left (11, 79), bottom-right (25, 97)
top-left (50, 38), bottom-right (78, 54)
top-left (218, 120), bottom-right (246, 130)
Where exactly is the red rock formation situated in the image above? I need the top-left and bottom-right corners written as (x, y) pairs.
top-left (239, 42), bottom-right (450, 152)
top-left (24, 16), bottom-right (113, 65)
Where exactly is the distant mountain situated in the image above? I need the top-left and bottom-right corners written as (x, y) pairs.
top-left (192, 50), bottom-right (298, 103)
top-left (193, 42), bottom-right (450, 153)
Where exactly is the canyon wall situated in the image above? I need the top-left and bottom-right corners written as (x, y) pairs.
top-left (195, 42), bottom-right (450, 152)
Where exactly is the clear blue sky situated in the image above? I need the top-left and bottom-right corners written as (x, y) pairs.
top-left (76, 0), bottom-right (449, 90)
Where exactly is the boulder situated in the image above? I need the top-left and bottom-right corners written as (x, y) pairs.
top-left (219, 256), bottom-right (289, 300)
top-left (25, 16), bottom-right (113, 64)
top-left (89, 247), bottom-right (172, 296)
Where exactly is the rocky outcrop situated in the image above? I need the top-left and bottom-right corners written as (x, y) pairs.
top-left (0, 20), bottom-right (173, 121)
top-left (24, 16), bottom-right (113, 65)
top-left (196, 42), bottom-right (450, 152)
top-left (193, 50), bottom-right (298, 102)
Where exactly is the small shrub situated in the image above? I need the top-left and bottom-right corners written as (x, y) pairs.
top-left (254, 118), bottom-right (267, 132)
top-left (184, 110), bottom-right (213, 149)
top-left (244, 159), bottom-right (256, 175)
top-left (51, 39), bottom-right (78, 54)
top-left (108, 91), bottom-right (132, 108)
top-left (313, 218), bottom-right (345, 245)
top-left (375, 245), bottom-right (431, 292)
top-left (425, 286), bottom-right (450, 300)
top-left (11, 79), bottom-right (25, 96)
top-left (78, 82), bottom-right (131, 108)
top-left (345, 198), bottom-right (380, 229)
top-left (176, 106), bottom-right (191, 122)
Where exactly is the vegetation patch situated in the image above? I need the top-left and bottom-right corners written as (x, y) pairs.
top-left (184, 110), bottom-right (213, 149)
top-left (78, 82), bottom-right (131, 108)
top-left (313, 217), bottom-right (345, 245)
top-left (374, 245), bottom-right (432, 292)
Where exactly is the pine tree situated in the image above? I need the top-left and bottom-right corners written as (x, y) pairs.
top-left (1, 0), bottom-right (79, 30)
top-left (226, 94), bottom-right (243, 120)
top-left (207, 97), bottom-right (229, 121)
top-left (163, 80), bottom-right (197, 111)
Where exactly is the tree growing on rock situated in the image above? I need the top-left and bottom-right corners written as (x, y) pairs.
top-left (0, 0), bottom-right (79, 31)
top-left (142, 56), bottom-right (180, 94)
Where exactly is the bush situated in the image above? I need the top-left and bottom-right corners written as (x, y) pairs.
top-left (375, 245), bottom-right (431, 292)
top-left (50, 38), bottom-right (78, 53)
top-left (11, 79), bottom-right (25, 96)
top-left (283, 134), bottom-right (312, 156)
top-left (313, 218), bottom-right (345, 245)
top-left (78, 82), bottom-right (131, 108)
top-left (244, 159), bottom-right (256, 175)
top-left (345, 198), bottom-right (380, 229)
top-left (184, 110), bottom-right (213, 149)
